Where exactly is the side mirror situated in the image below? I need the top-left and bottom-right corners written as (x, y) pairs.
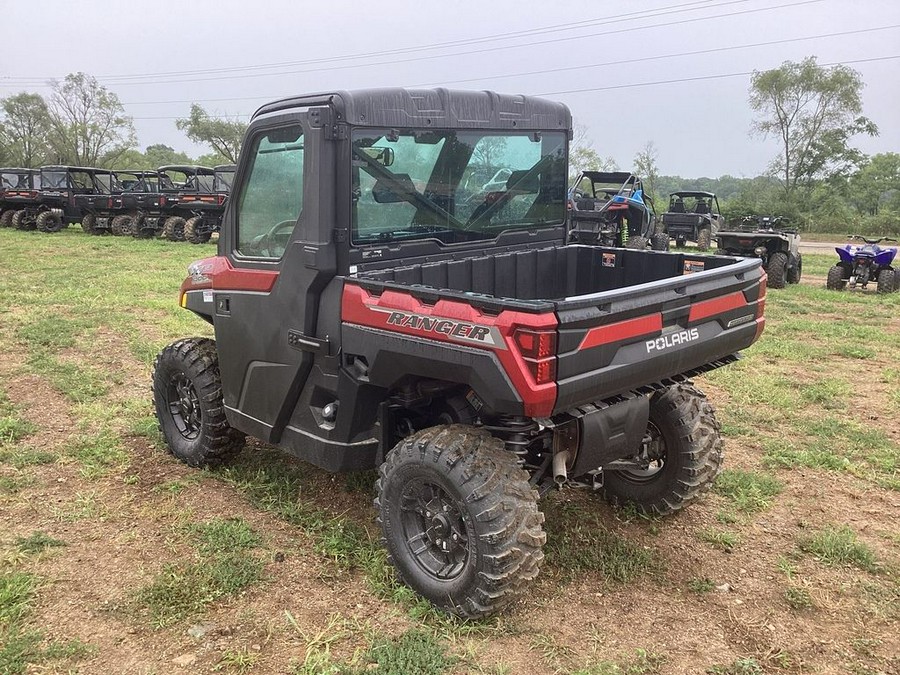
top-left (359, 147), bottom-right (394, 167)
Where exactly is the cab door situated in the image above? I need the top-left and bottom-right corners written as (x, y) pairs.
top-left (211, 112), bottom-right (336, 443)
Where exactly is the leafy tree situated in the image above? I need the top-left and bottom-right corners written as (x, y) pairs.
top-left (175, 104), bottom-right (246, 163)
top-left (144, 143), bottom-right (194, 168)
top-left (0, 92), bottom-right (51, 167)
top-left (848, 152), bottom-right (900, 215)
top-left (46, 72), bottom-right (136, 166)
top-left (749, 57), bottom-right (878, 196)
top-left (633, 141), bottom-right (661, 203)
top-left (569, 123), bottom-right (617, 182)
top-left (196, 151), bottom-right (233, 167)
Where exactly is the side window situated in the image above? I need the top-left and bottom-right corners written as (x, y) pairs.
top-left (237, 124), bottom-right (304, 258)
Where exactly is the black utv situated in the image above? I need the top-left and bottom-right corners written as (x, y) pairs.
top-left (153, 88), bottom-right (766, 620)
top-left (155, 165), bottom-right (225, 242)
top-left (75, 170), bottom-right (162, 236)
top-left (178, 164), bottom-right (234, 244)
top-left (716, 215), bottom-right (802, 288)
top-left (12, 166), bottom-right (115, 233)
top-left (661, 190), bottom-right (725, 250)
top-left (0, 168), bottom-right (41, 228)
top-left (567, 171), bottom-right (667, 250)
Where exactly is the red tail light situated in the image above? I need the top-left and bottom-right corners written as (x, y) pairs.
top-left (756, 275), bottom-right (767, 318)
top-left (217, 194), bottom-right (226, 205)
top-left (513, 328), bottom-right (557, 384)
top-left (107, 197), bottom-right (113, 208)
top-left (159, 195), bottom-right (167, 206)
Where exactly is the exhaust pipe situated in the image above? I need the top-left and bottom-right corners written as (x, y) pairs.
top-left (552, 450), bottom-right (570, 486)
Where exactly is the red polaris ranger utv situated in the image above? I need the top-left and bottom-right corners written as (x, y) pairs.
top-left (153, 88), bottom-right (766, 619)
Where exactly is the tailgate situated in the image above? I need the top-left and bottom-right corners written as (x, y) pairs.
top-left (553, 255), bottom-right (765, 413)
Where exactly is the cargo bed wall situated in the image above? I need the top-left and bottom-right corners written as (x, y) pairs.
top-left (357, 245), bottom-right (738, 302)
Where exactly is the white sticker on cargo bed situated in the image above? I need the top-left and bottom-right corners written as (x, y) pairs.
top-left (203, 290), bottom-right (213, 303)
top-left (683, 260), bottom-right (705, 275)
top-left (602, 252), bottom-right (617, 268)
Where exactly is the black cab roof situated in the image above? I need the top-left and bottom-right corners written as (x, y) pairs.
top-left (157, 165), bottom-right (215, 175)
top-left (670, 190), bottom-right (717, 198)
top-left (253, 88), bottom-right (572, 132)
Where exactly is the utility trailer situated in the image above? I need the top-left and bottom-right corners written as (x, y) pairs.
top-left (153, 88), bottom-right (766, 619)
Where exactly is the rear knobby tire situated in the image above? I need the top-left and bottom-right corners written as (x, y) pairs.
top-left (766, 251), bottom-right (788, 289)
top-left (36, 210), bottom-right (63, 233)
top-left (81, 213), bottom-right (97, 234)
top-left (602, 383), bottom-right (723, 516)
top-left (650, 232), bottom-right (670, 251)
top-left (826, 264), bottom-right (847, 291)
top-left (152, 337), bottom-right (245, 468)
top-left (696, 228), bottom-right (711, 251)
top-left (376, 425), bottom-right (545, 619)
top-left (787, 253), bottom-right (802, 284)
top-left (185, 216), bottom-right (211, 244)
top-left (624, 235), bottom-right (648, 250)
top-left (0, 210), bottom-right (13, 228)
top-left (110, 214), bottom-right (132, 236)
top-left (12, 210), bottom-right (32, 230)
top-left (876, 269), bottom-right (896, 294)
top-left (162, 216), bottom-right (186, 241)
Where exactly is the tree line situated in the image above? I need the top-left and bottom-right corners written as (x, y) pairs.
top-left (0, 72), bottom-right (246, 170)
top-left (2, 62), bottom-right (897, 234)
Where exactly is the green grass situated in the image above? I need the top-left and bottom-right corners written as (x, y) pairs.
top-left (688, 577), bottom-right (716, 594)
top-left (0, 392), bottom-right (35, 448)
top-left (15, 531), bottom-right (66, 555)
top-left (135, 517), bottom-right (266, 627)
top-left (355, 630), bottom-right (455, 675)
top-left (543, 498), bottom-right (660, 583)
top-left (784, 585), bottom-right (814, 610)
top-left (67, 430), bottom-right (128, 479)
top-left (697, 528), bottom-right (740, 553)
top-left (798, 525), bottom-right (881, 573)
top-left (707, 658), bottom-right (764, 675)
top-left (572, 649), bottom-right (665, 675)
top-left (713, 469), bottom-right (783, 514)
top-left (0, 571), bottom-right (93, 673)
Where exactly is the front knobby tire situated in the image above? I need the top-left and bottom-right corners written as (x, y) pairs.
top-left (602, 383), bottom-right (723, 516)
top-left (162, 216), bottom-right (186, 241)
top-left (376, 425), bottom-right (545, 619)
top-left (184, 216), bottom-right (211, 244)
top-left (766, 251), bottom-right (788, 289)
top-left (36, 210), bottom-right (63, 233)
top-left (152, 338), bottom-right (245, 468)
top-left (0, 210), bottom-right (14, 228)
top-left (787, 253), bottom-right (802, 284)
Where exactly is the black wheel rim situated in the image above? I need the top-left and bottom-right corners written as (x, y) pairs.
top-left (615, 421), bottom-right (667, 484)
top-left (166, 373), bottom-right (201, 440)
top-left (399, 479), bottom-right (470, 581)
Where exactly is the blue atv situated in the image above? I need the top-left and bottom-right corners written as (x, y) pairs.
top-left (826, 236), bottom-right (898, 294)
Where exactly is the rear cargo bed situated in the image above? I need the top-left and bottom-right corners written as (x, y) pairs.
top-left (350, 244), bottom-right (765, 413)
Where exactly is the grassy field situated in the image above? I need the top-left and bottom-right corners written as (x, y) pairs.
top-left (0, 227), bottom-right (898, 674)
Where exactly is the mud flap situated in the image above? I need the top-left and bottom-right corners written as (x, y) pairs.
top-left (568, 395), bottom-right (650, 477)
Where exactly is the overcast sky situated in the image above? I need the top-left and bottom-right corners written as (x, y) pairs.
top-left (1, 0), bottom-right (898, 177)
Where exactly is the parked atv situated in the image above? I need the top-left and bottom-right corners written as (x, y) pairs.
top-left (827, 236), bottom-right (898, 294)
top-left (716, 215), bottom-right (801, 289)
top-left (661, 191), bottom-right (725, 250)
top-left (567, 171), bottom-right (667, 250)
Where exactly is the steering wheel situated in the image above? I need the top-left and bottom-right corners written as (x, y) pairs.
top-left (252, 219), bottom-right (296, 257)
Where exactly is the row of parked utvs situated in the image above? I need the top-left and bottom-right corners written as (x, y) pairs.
top-left (0, 164), bottom-right (234, 243)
